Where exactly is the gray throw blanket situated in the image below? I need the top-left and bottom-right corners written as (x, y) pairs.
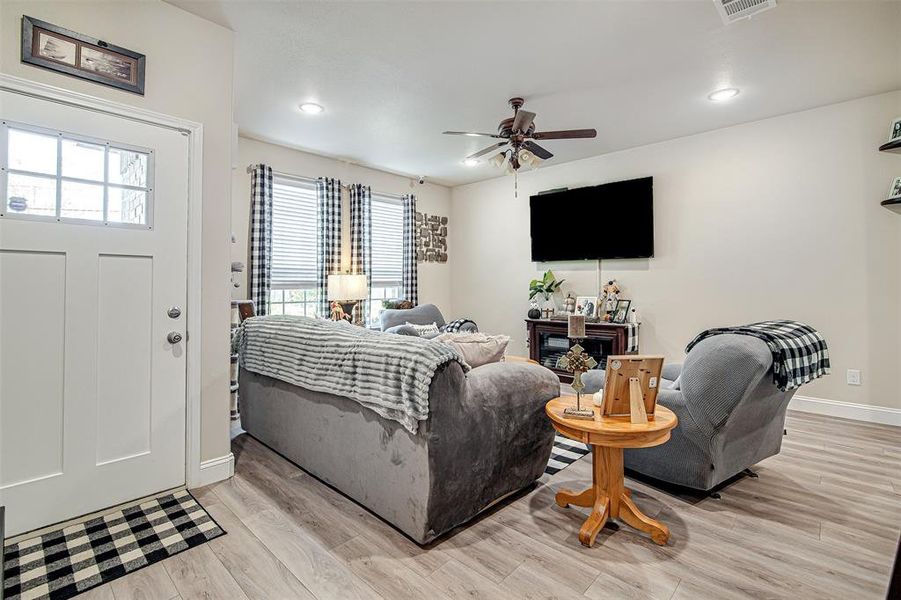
top-left (233, 315), bottom-right (469, 434)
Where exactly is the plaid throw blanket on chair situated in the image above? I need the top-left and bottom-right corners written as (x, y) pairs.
top-left (443, 318), bottom-right (478, 333)
top-left (686, 320), bottom-right (830, 392)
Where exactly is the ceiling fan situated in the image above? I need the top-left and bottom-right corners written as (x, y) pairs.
top-left (443, 97), bottom-right (597, 173)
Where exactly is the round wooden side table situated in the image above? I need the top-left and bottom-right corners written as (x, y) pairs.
top-left (545, 396), bottom-right (678, 548)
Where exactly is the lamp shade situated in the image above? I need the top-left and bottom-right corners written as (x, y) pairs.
top-left (327, 273), bottom-right (368, 300)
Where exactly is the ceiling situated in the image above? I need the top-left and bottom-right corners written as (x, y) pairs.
top-left (168, 0), bottom-right (901, 186)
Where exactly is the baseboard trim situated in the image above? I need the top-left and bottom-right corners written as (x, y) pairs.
top-left (789, 395), bottom-right (901, 427)
top-left (194, 453), bottom-right (234, 488)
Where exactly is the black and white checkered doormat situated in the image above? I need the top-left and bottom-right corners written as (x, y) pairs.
top-left (3, 489), bottom-right (224, 600)
top-left (545, 434), bottom-right (590, 476)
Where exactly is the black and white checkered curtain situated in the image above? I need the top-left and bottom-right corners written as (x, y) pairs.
top-left (349, 184), bottom-right (372, 324)
top-left (402, 194), bottom-right (419, 306)
top-left (249, 165), bottom-right (273, 315)
top-left (317, 177), bottom-right (343, 317)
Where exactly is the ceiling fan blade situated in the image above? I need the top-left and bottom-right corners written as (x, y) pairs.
top-left (512, 110), bottom-right (536, 133)
top-left (443, 131), bottom-right (506, 138)
top-left (523, 141), bottom-right (553, 160)
top-left (532, 128), bottom-right (597, 140)
top-left (466, 142), bottom-right (508, 161)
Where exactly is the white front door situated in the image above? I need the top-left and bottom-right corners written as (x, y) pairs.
top-left (0, 89), bottom-right (189, 536)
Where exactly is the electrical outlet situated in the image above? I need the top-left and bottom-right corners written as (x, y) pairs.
top-left (846, 369), bottom-right (861, 386)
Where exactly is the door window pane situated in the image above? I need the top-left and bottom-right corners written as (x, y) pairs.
top-left (60, 180), bottom-right (103, 220)
top-left (108, 148), bottom-right (148, 187)
top-left (8, 129), bottom-right (57, 175)
top-left (61, 138), bottom-right (105, 182)
top-left (108, 187), bottom-right (146, 224)
top-left (6, 173), bottom-right (57, 217)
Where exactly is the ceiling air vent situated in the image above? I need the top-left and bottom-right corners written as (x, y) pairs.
top-left (713, 0), bottom-right (776, 24)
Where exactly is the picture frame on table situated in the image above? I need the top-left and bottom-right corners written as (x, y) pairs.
top-left (575, 296), bottom-right (598, 318)
top-left (21, 16), bottom-right (146, 95)
top-left (889, 177), bottom-right (901, 200)
top-left (612, 299), bottom-right (632, 324)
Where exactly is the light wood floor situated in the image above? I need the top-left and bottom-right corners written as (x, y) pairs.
top-left (80, 410), bottom-right (900, 600)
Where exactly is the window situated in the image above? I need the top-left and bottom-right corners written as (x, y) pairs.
top-left (368, 192), bottom-right (404, 324)
top-left (2, 121), bottom-right (152, 227)
top-left (268, 175), bottom-right (320, 317)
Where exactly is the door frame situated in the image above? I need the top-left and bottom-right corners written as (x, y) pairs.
top-left (0, 73), bottom-right (208, 488)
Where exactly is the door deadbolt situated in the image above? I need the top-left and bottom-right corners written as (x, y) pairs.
top-left (167, 306), bottom-right (182, 319)
top-left (167, 331), bottom-right (183, 344)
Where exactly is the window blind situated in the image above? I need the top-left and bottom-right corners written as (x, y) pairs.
top-left (370, 192), bottom-right (404, 287)
top-left (271, 176), bottom-right (318, 290)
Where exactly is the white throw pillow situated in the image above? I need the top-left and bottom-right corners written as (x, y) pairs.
top-left (406, 322), bottom-right (440, 337)
top-left (434, 332), bottom-right (510, 368)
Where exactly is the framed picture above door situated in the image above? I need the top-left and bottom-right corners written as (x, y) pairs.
top-left (21, 15), bottom-right (146, 95)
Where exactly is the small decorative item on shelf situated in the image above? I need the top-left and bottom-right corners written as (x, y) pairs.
top-left (529, 270), bottom-right (565, 316)
top-left (890, 117), bottom-right (901, 143)
top-left (557, 344), bottom-right (597, 419)
top-left (563, 293), bottom-right (576, 315)
top-left (612, 299), bottom-right (632, 324)
top-left (528, 300), bottom-right (541, 319)
top-left (888, 177), bottom-right (901, 200)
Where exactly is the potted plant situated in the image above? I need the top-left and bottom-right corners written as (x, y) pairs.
top-left (529, 270), bottom-right (565, 316)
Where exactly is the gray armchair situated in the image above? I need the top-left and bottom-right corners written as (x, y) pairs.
top-left (582, 334), bottom-right (795, 491)
top-left (380, 303), bottom-right (478, 338)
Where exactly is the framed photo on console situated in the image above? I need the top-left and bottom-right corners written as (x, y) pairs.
top-left (611, 299), bottom-right (631, 323)
top-left (21, 16), bottom-right (146, 95)
top-left (575, 296), bottom-right (598, 318)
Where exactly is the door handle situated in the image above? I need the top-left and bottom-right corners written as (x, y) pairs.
top-left (167, 331), bottom-right (183, 344)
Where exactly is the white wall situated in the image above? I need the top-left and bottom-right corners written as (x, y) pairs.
top-left (232, 136), bottom-right (453, 313)
top-left (451, 92), bottom-right (901, 410)
top-left (0, 0), bottom-right (235, 460)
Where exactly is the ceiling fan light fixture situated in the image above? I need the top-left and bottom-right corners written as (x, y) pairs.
top-left (707, 88), bottom-right (739, 102)
top-left (490, 153), bottom-right (506, 168)
top-left (299, 102), bottom-right (324, 114)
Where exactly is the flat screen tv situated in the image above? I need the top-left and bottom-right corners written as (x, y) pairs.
top-left (529, 176), bottom-right (653, 261)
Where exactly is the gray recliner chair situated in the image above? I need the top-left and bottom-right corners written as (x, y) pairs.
top-left (581, 334), bottom-right (795, 491)
top-left (380, 303), bottom-right (478, 338)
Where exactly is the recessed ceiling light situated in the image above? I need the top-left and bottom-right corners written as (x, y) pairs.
top-left (462, 158), bottom-right (479, 167)
top-left (299, 102), bottom-right (324, 114)
top-left (707, 88), bottom-right (740, 102)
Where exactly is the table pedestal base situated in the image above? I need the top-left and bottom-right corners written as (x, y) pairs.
top-left (555, 445), bottom-right (670, 547)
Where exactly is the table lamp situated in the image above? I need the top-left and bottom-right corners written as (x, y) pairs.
top-left (327, 273), bottom-right (368, 325)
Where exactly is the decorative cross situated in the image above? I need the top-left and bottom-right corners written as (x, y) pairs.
top-left (557, 344), bottom-right (597, 409)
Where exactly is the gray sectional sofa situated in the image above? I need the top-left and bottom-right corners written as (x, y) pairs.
top-left (239, 358), bottom-right (560, 544)
top-left (582, 334), bottom-right (796, 491)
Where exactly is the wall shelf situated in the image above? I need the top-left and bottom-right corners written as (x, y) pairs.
top-left (881, 197), bottom-right (901, 214)
top-left (879, 139), bottom-right (901, 154)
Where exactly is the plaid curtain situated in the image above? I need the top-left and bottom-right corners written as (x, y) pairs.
top-left (349, 184), bottom-right (372, 324)
top-left (249, 165), bottom-right (273, 315)
top-left (402, 194), bottom-right (419, 306)
top-left (316, 178), bottom-right (343, 317)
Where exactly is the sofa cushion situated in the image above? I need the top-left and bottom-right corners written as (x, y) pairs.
top-left (435, 332), bottom-right (510, 368)
top-left (407, 322), bottom-right (441, 338)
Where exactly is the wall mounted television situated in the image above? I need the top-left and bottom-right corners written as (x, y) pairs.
top-left (529, 176), bottom-right (654, 261)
